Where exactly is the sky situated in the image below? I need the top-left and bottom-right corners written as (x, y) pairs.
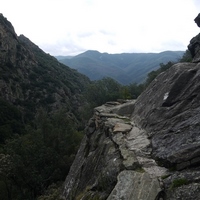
top-left (1, 0), bottom-right (200, 56)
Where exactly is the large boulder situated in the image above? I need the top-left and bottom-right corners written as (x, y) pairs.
top-left (62, 100), bottom-right (166, 199)
top-left (132, 62), bottom-right (200, 199)
top-left (133, 62), bottom-right (200, 169)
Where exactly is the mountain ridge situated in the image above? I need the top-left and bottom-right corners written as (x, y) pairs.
top-left (62, 13), bottom-right (200, 200)
top-left (57, 50), bottom-right (184, 84)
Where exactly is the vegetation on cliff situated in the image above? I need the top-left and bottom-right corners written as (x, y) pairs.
top-left (0, 14), bottom-right (90, 200)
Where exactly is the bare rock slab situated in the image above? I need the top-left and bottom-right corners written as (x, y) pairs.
top-left (107, 170), bottom-right (161, 200)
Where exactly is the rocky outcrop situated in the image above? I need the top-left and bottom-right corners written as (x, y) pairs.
top-left (188, 13), bottom-right (200, 62)
top-left (188, 33), bottom-right (200, 62)
top-left (62, 100), bottom-right (166, 200)
top-left (194, 13), bottom-right (200, 27)
top-left (133, 62), bottom-right (200, 199)
top-left (61, 13), bottom-right (200, 200)
top-left (62, 61), bottom-right (200, 199)
top-left (133, 63), bottom-right (200, 170)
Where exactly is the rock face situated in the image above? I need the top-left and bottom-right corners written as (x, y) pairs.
top-left (188, 33), bottom-right (200, 62)
top-left (62, 62), bottom-right (200, 199)
top-left (62, 100), bottom-right (166, 200)
top-left (133, 63), bottom-right (200, 170)
top-left (188, 13), bottom-right (200, 62)
top-left (62, 100), bottom-right (162, 200)
top-left (194, 13), bottom-right (200, 27)
top-left (62, 14), bottom-right (200, 200)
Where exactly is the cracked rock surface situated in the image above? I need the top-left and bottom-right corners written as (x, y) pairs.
top-left (62, 62), bottom-right (200, 200)
top-left (62, 100), bottom-right (166, 200)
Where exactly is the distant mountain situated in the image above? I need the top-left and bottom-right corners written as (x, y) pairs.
top-left (56, 55), bottom-right (74, 60)
top-left (56, 50), bottom-right (184, 84)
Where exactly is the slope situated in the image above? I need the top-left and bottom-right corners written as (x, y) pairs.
top-left (62, 13), bottom-right (200, 200)
top-left (0, 13), bottom-right (90, 128)
top-left (57, 50), bottom-right (184, 84)
top-left (0, 14), bottom-right (91, 199)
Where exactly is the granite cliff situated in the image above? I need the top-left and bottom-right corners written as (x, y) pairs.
top-left (62, 14), bottom-right (200, 200)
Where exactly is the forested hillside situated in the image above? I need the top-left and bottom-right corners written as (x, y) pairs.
top-left (57, 50), bottom-right (184, 84)
top-left (0, 14), bottom-right (91, 200)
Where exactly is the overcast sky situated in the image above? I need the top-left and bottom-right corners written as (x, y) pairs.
top-left (1, 0), bottom-right (200, 56)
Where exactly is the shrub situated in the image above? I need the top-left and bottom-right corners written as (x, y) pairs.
top-left (170, 178), bottom-right (188, 189)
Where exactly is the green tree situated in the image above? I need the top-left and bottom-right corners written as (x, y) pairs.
top-left (179, 50), bottom-right (192, 62)
top-left (120, 86), bottom-right (131, 99)
top-left (128, 83), bottom-right (144, 99)
top-left (84, 77), bottom-right (122, 107)
top-left (1, 109), bottom-right (83, 199)
top-left (0, 98), bottom-right (25, 144)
